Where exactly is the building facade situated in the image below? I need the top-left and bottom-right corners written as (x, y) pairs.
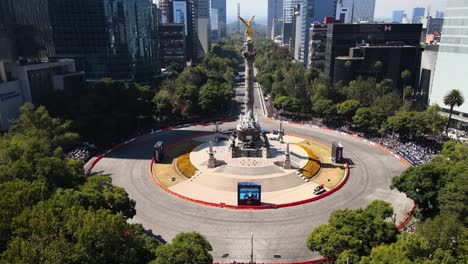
top-left (324, 23), bottom-right (422, 81)
top-left (0, 60), bottom-right (84, 130)
top-left (268, 0), bottom-right (283, 39)
top-left (49, 0), bottom-right (160, 81)
top-left (412, 7), bottom-right (425, 24)
top-left (159, 23), bottom-right (186, 67)
top-left (333, 44), bottom-right (423, 91)
top-left (299, 0), bottom-right (336, 65)
top-left (307, 23), bottom-right (328, 69)
top-left (197, 0), bottom-right (210, 56)
top-left (392, 10), bottom-right (405, 23)
top-left (211, 0), bottom-right (226, 41)
top-left (282, 0), bottom-right (302, 47)
top-left (430, 0), bottom-right (468, 128)
top-left (352, 0), bottom-right (375, 22)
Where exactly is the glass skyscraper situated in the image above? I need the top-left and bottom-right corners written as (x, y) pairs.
top-left (268, 0), bottom-right (283, 39)
top-left (430, 0), bottom-right (468, 127)
top-left (48, 0), bottom-right (159, 81)
top-left (299, 0), bottom-right (336, 65)
top-left (211, 0), bottom-right (226, 40)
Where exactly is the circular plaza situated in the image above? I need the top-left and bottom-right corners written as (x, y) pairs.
top-left (88, 119), bottom-right (413, 263)
top-left (153, 133), bottom-right (347, 207)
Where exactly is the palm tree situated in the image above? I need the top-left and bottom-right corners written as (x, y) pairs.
top-left (373, 60), bottom-right (383, 81)
top-left (403, 85), bottom-right (414, 103)
top-left (443, 89), bottom-right (465, 134)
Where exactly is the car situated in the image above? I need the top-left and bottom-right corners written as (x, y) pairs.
top-left (261, 129), bottom-right (270, 134)
top-left (313, 184), bottom-right (326, 195)
top-left (272, 129), bottom-right (279, 135)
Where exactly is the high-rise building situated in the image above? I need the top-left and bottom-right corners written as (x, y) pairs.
top-left (352, 0), bottom-right (375, 22)
top-left (435, 11), bottom-right (444, 18)
top-left (282, 0), bottom-right (302, 47)
top-left (291, 4), bottom-right (302, 60)
top-left (324, 23), bottom-right (422, 82)
top-left (430, 0), bottom-right (468, 128)
top-left (336, 0), bottom-right (353, 23)
top-left (0, 0), bottom-right (16, 61)
top-left (299, 0), bottom-right (336, 65)
top-left (307, 23), bottom-right (328, 69)
top-left (427, 17), bottom-right (444, 35)
top-left (197, 0), bottom-right (210, 56)
top-left (335, 0), bottom-right (375, 23)
top-left (49, 0), bottom-right (160, 81)
top-left (271, 19), bottom-right (284, 41)
top-left (392, 10), bottom-right (405, 23)
top-left (268, 0), bottom-right (283, 39)
top-left (211, 0), bottom-right (226, 40)
top-left (333, 44), bottom-right (423, 90)
top-left (159, 0), bottom-right (174, 23)
top-left (412, 7), bottom-right (425, 23)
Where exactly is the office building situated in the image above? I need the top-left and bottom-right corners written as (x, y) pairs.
top-left (10, 0), bottom-right (56, 59)
top-left (291, 4), bottom-right (302, 60)
top-left (0, 60), bottom-right (84, 130)
top-left (336, 0), bottom-right (353, 23)
top-left (333, 44), bottom-right (423, 91)
top-left (335, 0), bottom-right (375, 23)
top-left (0, 0), bottom-right (16, 61)
top-left (412, 7), bottom-right (425, 24)
top-left (307, 23), bottom-right (328, 69)
top-left (272, 19), bottom-right (284, 41)
top-left (324, 23), bottom-right (422, 81)
top-left (392, 10), bottom-right (405, 23)
top-left (419, 44), bottom-right (439, 106)
top-left (430, 0), bottom-right (468, 128)
top-left (197, 0), bottom-right (210, 56)
top-left (282, 0), bottom-right (302, 47)
top-left (159, 0), bottom-right (174, 23)
top-left (299, 0), bottom-right (336, 65)
top-left (353, 0), bottom-right (376, 22)
top-left (435, 11), bottom-right (444, 18)
top-left (211, 0), bottom-right (226, 40)
top-left (268, 0), bottom-right (283, 39)
top-left (159, 23), bottom-right (186, 67)
top-left (427, 17), bottom-right (444, 34)
top-left (49, 0), bottom-right (160, 81)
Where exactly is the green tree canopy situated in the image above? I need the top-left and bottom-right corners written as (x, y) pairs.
top-left (151, 232), bottom-right (213, 264)
top-left (306, 200), bottom-right (399, 261)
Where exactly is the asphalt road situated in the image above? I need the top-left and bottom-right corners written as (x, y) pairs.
top-left (91, 77), bottom-right (412, 263)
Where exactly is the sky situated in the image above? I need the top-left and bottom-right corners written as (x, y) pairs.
top-left (226, 0), bottom-right (447, 23)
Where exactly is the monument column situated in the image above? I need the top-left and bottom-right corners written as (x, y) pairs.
top-left (243, 43), bottom-right (255, 114)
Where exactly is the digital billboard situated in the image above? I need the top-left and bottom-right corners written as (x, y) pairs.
top-left (173, 0), bottom-right (188, 35)
top-left (237, 182), bottom-right (261, 206)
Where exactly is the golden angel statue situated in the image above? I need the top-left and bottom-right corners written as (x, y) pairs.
top-left (239, 16), bottom-right (255, 41)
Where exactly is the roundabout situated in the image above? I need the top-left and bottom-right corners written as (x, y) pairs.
top-left (152, 133), bottom-right (347, 208)
top-left (88, 119), bottom-right (413, 263)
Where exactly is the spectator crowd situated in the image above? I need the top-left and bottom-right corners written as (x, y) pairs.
top-left (66, 143), bottom-right (96, 162)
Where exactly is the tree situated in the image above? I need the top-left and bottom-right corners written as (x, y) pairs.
top-left (306, 200), bottom-right (399, 261)
top-left (153, 90), bottom-right (177, 121)
top-left (373, 61), bottom-right (383, 81)
top-left (353, 107), bottom-right (383, 132)
top-left (391, 142), bottom-right (468, 220)
top-left (273, 96), bottom-right (302, 113)
top-left (151, 232), bottom-right (213, 264)
top-left (400, 70), bottom-right (411, 88)
top-left (443, 89), bottom-right (465, 134)
top-left (312, 99), bottom-right (336, 121)
top-left (0, 180), bottom-right (50, 251)
top-left (77, 176), bottom-right (136, 219)
top-left (2, 201), bottom-right (160, 264)
top-left (403, 85), bottom-right (413, 104)
top-left (361, 213), bottom-right (468, 264)
top-left (337, 100), bottom-right (361, 124)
